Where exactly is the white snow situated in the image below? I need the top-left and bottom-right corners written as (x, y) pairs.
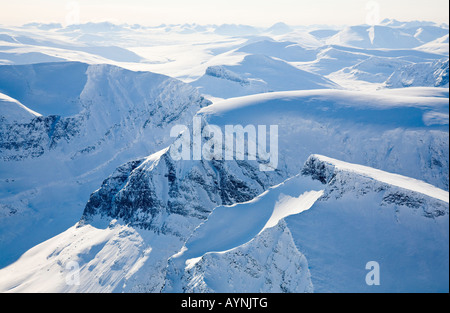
top-left (262, 190), bottom-right (324, 231)
top-left (310, 154), bottom-right (449, 203)
top-left (0, 19), bottom-right (448, 293)
top-left (415, 34), bottom-right (449, 55)
top-left (0, 222), bottom-right (140, 292)
top-left (0, 92), bottom-right (41, 122)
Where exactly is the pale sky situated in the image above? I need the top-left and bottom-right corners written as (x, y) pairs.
top-left (0, 0), bottom-right (448, 27)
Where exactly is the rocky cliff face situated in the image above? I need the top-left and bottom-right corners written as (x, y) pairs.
top-left (0, 114), bottom-right (83, 161)
top-left (81, 148), bottom-right (285, 233)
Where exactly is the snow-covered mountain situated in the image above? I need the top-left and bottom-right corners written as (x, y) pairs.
top-left (299, 44), bottom-right (445, 76)
top-left (330, 56), bottom-right (412, 83)
top-left (78, 87), bottom-right (449, 230)
top-left (2, 86), bottom-right (448, 292)
top-left (1, 20), bottom-right (447, 92)
top-left (191, 54), bottom-right (339, 99)
top-left (236, 39), bottom-right (317, 62)
top-left (0, 61), bottom-right (210, 267)
top-left (0, 19), bottom-right (448, 293)
top-left (0, 61), bottom-right (210, 164)
top-left (327, 25), bottom-right (420, 49)
top-left (165, 154), bottom-right (448, 293)
top-left (0, 29), bottom-right (143, 65)
top-left (0, 153), bottom-right (447, 293)
top-left (78, 88), bottom-right (450, 293)
top-left (327, 24), bottom-right (448, 49)
top-left (385, 58), bottom-right (449, 88)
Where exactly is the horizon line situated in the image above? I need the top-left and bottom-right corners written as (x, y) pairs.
top-left (2, 18), bottom-right (449, 29)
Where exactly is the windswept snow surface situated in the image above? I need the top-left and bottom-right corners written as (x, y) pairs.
top-left (171, 176), bottom-right (324, 265)
top-left (288, 155), bottom-right (449, 293)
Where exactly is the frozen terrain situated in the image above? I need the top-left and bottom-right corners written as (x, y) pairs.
top-left (0, 155), bottom-right (447, 293)
top-left (0, 61), bottom-right (210, 267)
top-left (0, 19), bottom-right (448, 293)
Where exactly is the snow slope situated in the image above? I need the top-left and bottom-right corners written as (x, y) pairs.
top-left (191, 54), bottom-right (339, 99)
top-left (198, 88), bottom-right (449, 190)
top-left (0, 62), bottom-right (89, 116)
top-left (0, 222), bottom-right (155, 292)
top-left (0, 25), bottom-right (144, 65)
top-left (303, 154), bottom-right (448, 203)
top-left (296, 44), bottom-right (446, 88)
top-left (416, 34), bottom-right (449, 56)
top-left (236, 39), bottom-right (317, 62)
top-left (327, 25), bottom-right (430, 49)
top-left (330, 56), bottom-right (412, 83)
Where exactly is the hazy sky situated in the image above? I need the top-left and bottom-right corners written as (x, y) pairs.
top-left (1, 0), bottom-right (448, 27)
